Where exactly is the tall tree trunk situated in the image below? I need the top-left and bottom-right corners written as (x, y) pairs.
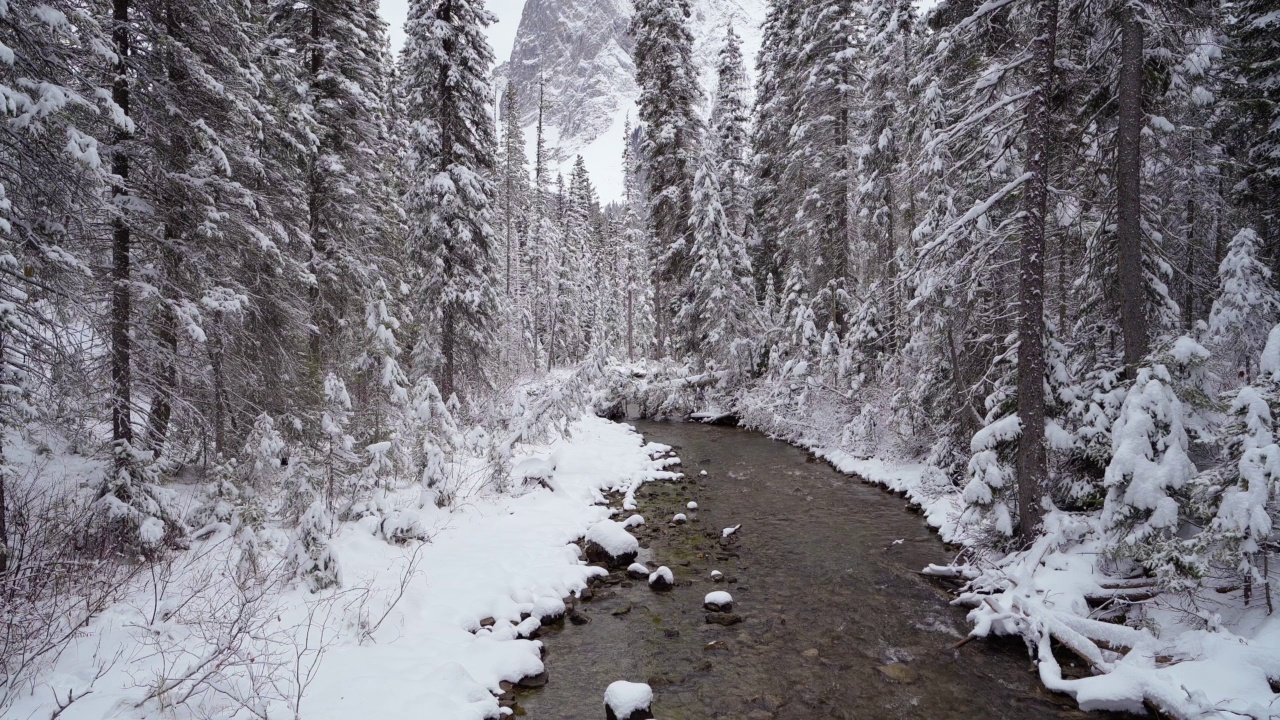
top-left (442, 312), bottom-right (456, 399)
top-left (145, 300), bottom-right (178, 457)
top-left (0, 429), bottom-right (8, 575)
top-left (1015, 0), bottom-right (1059, 543)
top-left (110, 0), bottom-right (134, 473)
top-left (1117, 5), bottom-right (1147, 377)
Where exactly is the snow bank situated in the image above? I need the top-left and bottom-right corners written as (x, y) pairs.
top-left (7, 415), bottom-right (678, 720)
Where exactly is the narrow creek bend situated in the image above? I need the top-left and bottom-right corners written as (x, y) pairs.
top-left (516, 421), bottom-right (1118, 719)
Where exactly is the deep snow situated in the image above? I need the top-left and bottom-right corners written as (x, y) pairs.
top-left (8, 416), bottom-right (680, 720)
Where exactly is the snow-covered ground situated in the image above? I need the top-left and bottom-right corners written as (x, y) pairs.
top-left (8, 415), bottom-right (679, 720)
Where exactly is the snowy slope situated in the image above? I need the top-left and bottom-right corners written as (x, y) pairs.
top-left (495, 0), bottom-right (765, 201)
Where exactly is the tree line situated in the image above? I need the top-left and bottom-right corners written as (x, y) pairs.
top-left (626, 0), bottom-right (1280, 594)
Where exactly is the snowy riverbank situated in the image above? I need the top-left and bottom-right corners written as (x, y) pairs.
top-left (7, 416), bottom-right (679, 720)
top-left (725, 404), bottom-right (1280, 719)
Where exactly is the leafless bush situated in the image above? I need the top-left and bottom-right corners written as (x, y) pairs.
top-left (1, 462), bottom-right (142, 714)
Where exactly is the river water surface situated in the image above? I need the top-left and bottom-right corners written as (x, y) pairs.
top-left (516, 421), bottom-right (1112, 719)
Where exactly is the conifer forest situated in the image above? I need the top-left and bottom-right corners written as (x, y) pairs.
top-left (2, 0), bottom-right (1280, 717)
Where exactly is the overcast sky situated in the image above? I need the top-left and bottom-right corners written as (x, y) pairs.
top-left (379, 0), bottom-right (529, 61)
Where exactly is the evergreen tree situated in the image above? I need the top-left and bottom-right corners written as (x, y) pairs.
top-left (629, 0), bottom-right (703, 356)
top-left (1209, 228), bottom-right (1280, 378)
top-left (678, 153), bottom-right (756, 373)
top-left (1223, 0), bottom-right (1280, 254)
top-left (708, 25), bottom-right (750, 236)
top-left (401, 0), bottom-right (501, 399)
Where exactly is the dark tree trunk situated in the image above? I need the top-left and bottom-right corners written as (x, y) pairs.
top-left (1015, 0), bottom-right (1059, 543)
top-left (1116, 5), bottom-right (1147, 378)
top-left (1, 430), bottom-right (8, 575)
top-left (110, 0), bottom-right (134, 472)
top-left (145, 300), bottom-right (177, 457)
top-left (442, 312), bottom-right (456, 399)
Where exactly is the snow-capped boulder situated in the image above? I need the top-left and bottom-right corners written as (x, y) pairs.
top-left (604, 680), bottom-right (654, 720)
top-left (584, 519), bottom-right (639, 569)
top-left (710, 569), bottom-right (724, 582)
top-left (704, 590), bottom-right (733, 612)
top-left (671, 513), bottom-right (687, 524)
top-left (648, 566), bottom-right (674, 591)
top-left (686, 501), bottom-right (698, 510)
top-left (623, 514), bottom-right (645, 528)
top-left (627, 562), bottom-right (649, 579)
top-left (721, 524), bottom-right (741, 538)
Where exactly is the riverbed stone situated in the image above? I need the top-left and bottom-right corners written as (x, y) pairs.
top-left (876, 663), bottom-right (919, 683)
top-left (705, 612), bottom-right (743, 626)
top-left (612, 603), bottom-right (632, 616)
top-left (584, 540), bottom-right (638, 570)
top-left (517, 671), bottom-right (549, 688)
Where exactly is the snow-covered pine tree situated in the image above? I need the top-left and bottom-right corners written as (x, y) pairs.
top-left (749, 0), bottom-right (802, 296)
top-left (497, 82), bottom-right (531, 298)
top-left (319, 373), bottom-right (359, 514)
top-left (789, 0), bottom-right (857, 312)
top-left (401, 0), bottom-right (501, 400)
top-left (620, 118), bottom-right (655, 361)
top-left (1209, 228), bottom-right (1280, 379)
top-left (1192, 325), bottom-right (1280, 604)
top-left (708, 25), bottom-right (750, 237)
top-left (1101, 363), bottom-right (1198, 582)
top-left (0, 1), bottom-right (116, 568)
top-left (1223, 0), bottom-right (1280, 252)
top-left (678, 152), bottom-right (756, 375)
top-left (629, 0), bottom-right (703, 356)
top-left (856, 0), bottom-right (916, 343)
top-left (268, 0), bottom-right (401, 393)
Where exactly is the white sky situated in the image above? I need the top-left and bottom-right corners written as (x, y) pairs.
top-left (379, 0), bottom-right (528, 61)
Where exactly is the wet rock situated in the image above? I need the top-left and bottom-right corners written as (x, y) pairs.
top-left (578, 587), bottom-right (595, 602)
top-left (704, 591), bottom-right (733, 612)
top-left (612, 603), bottom-right (632, 616)
top-left (568, 608), bottom-right (591, 625)
top-left (801, 648), bottom-right (819, 658)
top-left (747, 712), bottom-right (774, 720)
top-left (705, 612), bottom-right (742, 626)
top-left (648, 566), bottom-right (674, 591)
top-left (663, 628), bottom-right (680, 639)
top-left (517, 671), bottom-right (549, 689)
top-left (876, 663), bottom-right (919, 683)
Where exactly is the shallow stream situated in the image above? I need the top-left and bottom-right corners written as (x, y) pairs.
top-left (516, 421), bottom-right (1114, 719)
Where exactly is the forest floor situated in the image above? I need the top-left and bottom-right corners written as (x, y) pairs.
top-left (7, 416), bottom-right (676, 720)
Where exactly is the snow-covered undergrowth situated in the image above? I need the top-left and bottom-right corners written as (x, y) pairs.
top-left (4, 414), bottom-right (677, 720)
top-left (606, 350), bottom-right (1280, 719)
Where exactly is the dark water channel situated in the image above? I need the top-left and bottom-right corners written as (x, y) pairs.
top-left (516, 421), bottom-right (1116, 719)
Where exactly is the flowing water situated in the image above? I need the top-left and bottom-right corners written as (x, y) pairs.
top-left (515, 421), bottom-right (1114, 719)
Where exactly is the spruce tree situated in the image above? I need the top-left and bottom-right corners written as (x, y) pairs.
top-left (709, 25), bottom-right (750, 236)
top-left (678, 153), bottom-right (756, 373)
top-left (629, 0), bottom-right (703, 357)
top-left (401, 0), bottom-right (501, 399)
